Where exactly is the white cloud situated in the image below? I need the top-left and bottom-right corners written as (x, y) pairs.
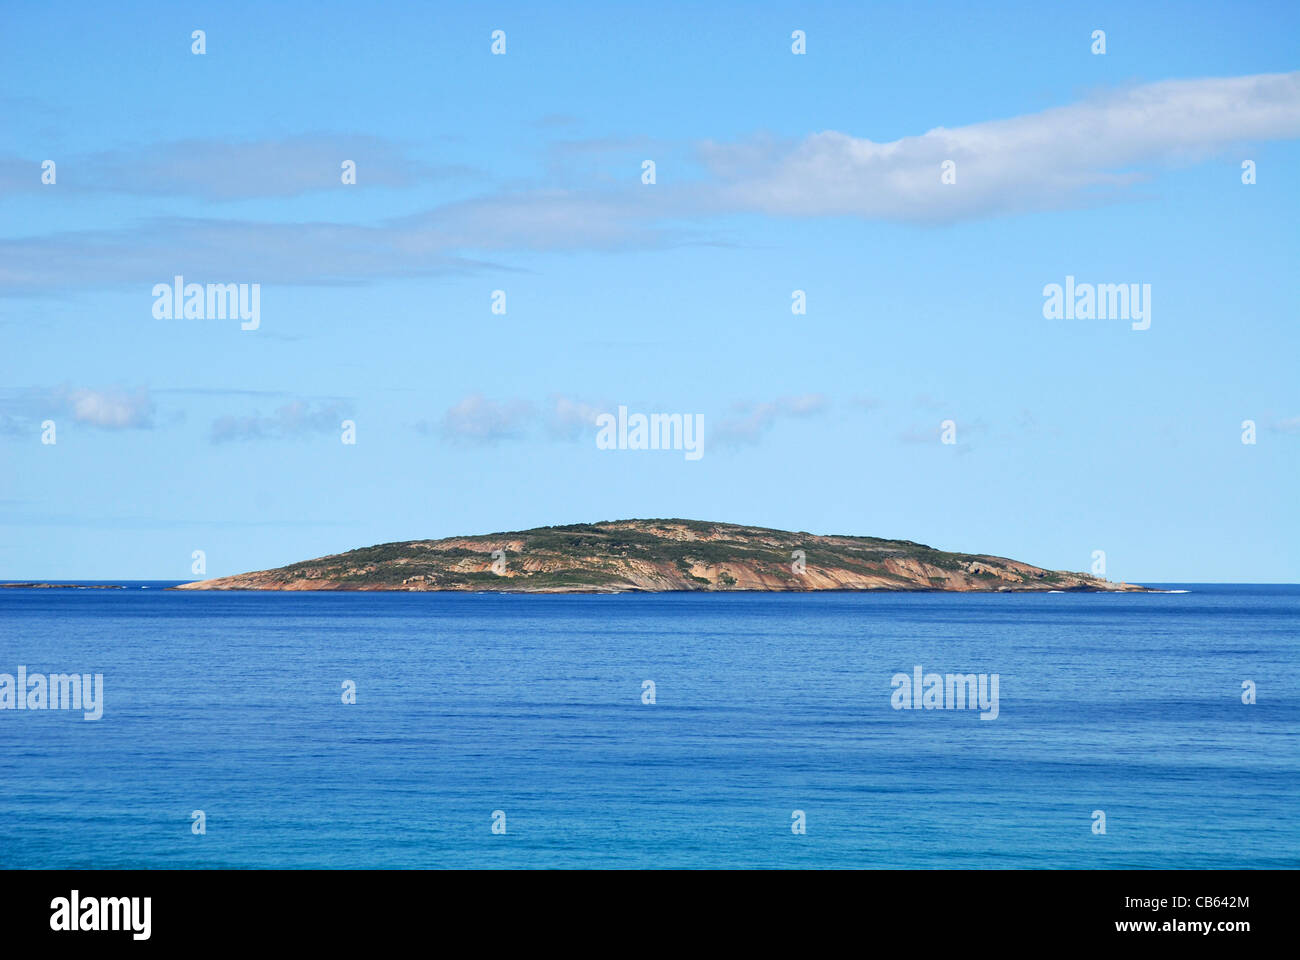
top-left (0, 385), bottom-right (155, 432)
top-left (64, 386), bottom-right (154, 428)
top-left (3, 72), bottom-right (1294, 295)
top-left (698, 72), bottom-right (1300, 222)
top-left (430, 394), bottom-right (534, 444)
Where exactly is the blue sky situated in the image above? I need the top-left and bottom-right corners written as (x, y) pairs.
top-left (1, 0), bottom-right (1297, 582)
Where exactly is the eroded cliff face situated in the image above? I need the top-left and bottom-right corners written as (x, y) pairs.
top-left (174, 519), bottom-right (1146, 593)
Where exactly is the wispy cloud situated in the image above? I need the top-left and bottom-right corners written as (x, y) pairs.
top-left (423, 394), bottom-right (534, 444)
top-left (64, 386), bottom-right (154, 428)
top-left (421, 392), bottom-right (830, 448)
top-left (0, 189), bottom-right (684, 295)
top-left (545, 394), bottom-right (605, 440)
top-left (898, 418), bottom-right (988, 447)
top-left (210, 400), bottom-right (349, 443)
top-left (696, 72), bottom-right (1300, 222)
top-left (0, 135), bottom-right (474, 201)
top-left (0, 385), bottom-right (155, 433)
top-left (0, 217), bottom-right (498, 295)
top-left (0, 413), bottom-right (28, 437)
top-left (394, 188), bottom-right (687, 252)
top-left (4, 72), bottom-right (1294, 297)
top-left (713, 394), bottom-right (828, 446)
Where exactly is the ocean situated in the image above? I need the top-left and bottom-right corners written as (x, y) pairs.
top-left (0, 584), bottom-right (1296, 869)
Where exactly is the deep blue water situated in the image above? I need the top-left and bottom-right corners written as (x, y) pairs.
top-left (0, 584), bottom-right (1296, 868)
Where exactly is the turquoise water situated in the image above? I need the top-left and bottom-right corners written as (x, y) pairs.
top-left (0, 584), bottom-right (1296, 868)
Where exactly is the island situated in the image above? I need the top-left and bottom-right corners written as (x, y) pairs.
top-left (0, 583), bottom-right (126, 589)
top-left (172, 519), bottom-right (1146, 593)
